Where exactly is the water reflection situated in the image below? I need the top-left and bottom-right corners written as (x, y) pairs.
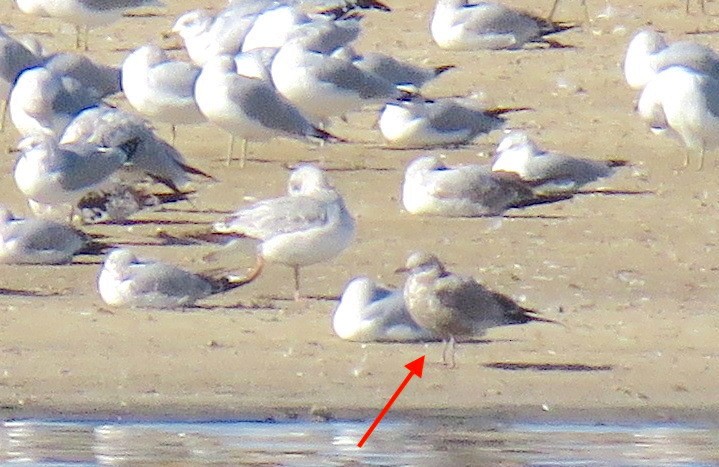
top-left (0, 418), bottom-right (717, 465)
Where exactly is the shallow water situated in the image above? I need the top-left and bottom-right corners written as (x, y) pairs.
top-left (1, 418), bottom-right (718, 465)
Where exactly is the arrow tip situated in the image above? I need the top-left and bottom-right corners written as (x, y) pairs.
top-left (405, 356), bottom-right (425, 378)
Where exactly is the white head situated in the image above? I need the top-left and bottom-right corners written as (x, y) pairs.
top-left (405, 154), bottom-right (446, 176)
top-left (128, 44), bottom-right (168, 68)
top-left (172, 10), bottom-right (214, 39)
top-left (202, 54), bottom-right (237, 75)
top-left (287, 164), bottom-right (334, 197)
top-left (624, 28), bottom-right (668, 90)
top-left (103, 248), bottom-right (139, 276)
top-left (492, 131), bottom-right (538, 176)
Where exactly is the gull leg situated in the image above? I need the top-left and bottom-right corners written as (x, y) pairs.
top-left (170, 125), bottom-right (177, 145)
top-left (240, 139), bottom-right (248, 169)
top-left (0, 99), bottom-right (6, 132)
top-left (581, 0), bottom-right (590, 23)
top-left (293, 265), bottom-right (301, 301)
top-left (75, 25), bottom-right (82, 50)
top-left (226, 135), bottom-right (235, 166)
top-left (83, 26), bottom-right (89, 52)
top-left (231, 254), bottom-right (265, 285)
top-left (441, 339), bottom-right (449, 365)
top-left (698, 147), bottom-right (705, 171)
top-left (448, 335), bottom-right (457, 369)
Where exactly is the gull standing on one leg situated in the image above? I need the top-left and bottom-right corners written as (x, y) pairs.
top-left (209, 164), bottom-right (356, 301)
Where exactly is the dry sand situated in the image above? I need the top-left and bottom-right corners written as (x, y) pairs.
top-left (1, 0), bottom-right (719, 424)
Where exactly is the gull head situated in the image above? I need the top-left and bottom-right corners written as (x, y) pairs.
top-left (492, 131), bottom-right (538, 176)
top-left (172, 9), bottom-right (214, 38)
top-left (624, 28), bottom-right (668, 90)
top-left (103, 248), bottom-right (139, 276)
top-left (398, 251), bottom-right (446, 276)
top-left (287, 164), bottom-right (334, 197)
top-left (130, 44), bottom-right (168, 67)
top-left (16, 134), bottom-right (55, 158)
top-left (407, 154), bottom-right (446, 172)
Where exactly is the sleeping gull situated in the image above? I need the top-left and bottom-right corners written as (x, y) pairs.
top-left (121, 44), bottom-right (205, 143)
top-left (399, 251), bottom-right (556, 368)
top-left (491, 131), bottom-right (626, 195)
top-left (637, 66), bottom-right (719, 170)
top-left (13, 134), bottom-right (139, 209)
top-left (60, 106), bottom-right (214, 193)
top-left (379, 97), bottom-right (512, 148)
top-left (624, 28), bottom-right (719, 91)
top-left (0, 206), bottom-right (87, 264)
top-left (333, 276), bottom-right (439, 342)
top-left (9, 65), bottom-right (101, 137)
top-left (98, 248), bottom-right (251, 309)
top-left (195, 55), bottom-right (341, 166)
top-left (210, 164), bottom-right (355, 301)
top-left (402, 154), bottom-right (535, 217)
top-left (43, 52), bottom-right (121, 99)
top-left (430, 0), bottom-right (573, 50)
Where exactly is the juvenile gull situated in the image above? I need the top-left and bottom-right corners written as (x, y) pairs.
top-left (492, 131), bottom-right (626, 195)
top-left (9, 65), bottom-right (100, 137)
top-left (430, 0), bottom-right (572, 50)
top-left (60, 106), bottom-right (214, 193)
top-left (210, 164), bottom-right (355, 301)
top-left (195, 55), bottom-right (341, 166)
top-left (13, 134), bottom-right (138, 208)
top-left (98, 248), bottom-right (250, 309)
top-left (400, 251), bottom-right (555, 368)
top-left (379, 97), bottom-right (511, 148)
top-left (624, 28), bottom-right (719, 91)
top-left (121, 44), bottom-right (205, 143)
top-left (637, 66), bottom-right (719, 170)
top-left (402, 154), bottom-right (535, 217)
top-left (0, 206), bottom-right (86, 264)
top-left (333, 276), bottom-right (439, 342)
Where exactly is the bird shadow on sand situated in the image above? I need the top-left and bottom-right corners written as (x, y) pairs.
top-left (0, 287), bottom-right (64, 297)
top-left (484, 362), bottom-right (613, 372)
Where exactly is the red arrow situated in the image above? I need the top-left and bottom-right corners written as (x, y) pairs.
top-left (357, 356), bottom-right (425, 448)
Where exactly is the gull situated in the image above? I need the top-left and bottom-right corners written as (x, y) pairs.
top-left (430, 0), bottom-right (573, 50)
top-left (13, 134), bottom-right (139, 209)
top-left (402, 154), bottom-right (535, 217)
top-left (624, 28), bottom-right (719, 91)
top-left (637, 66), bottom-right (719, 170)
top-left (98, 248), bottom-right (251, 309)
top-left (491, 131), bottom-right (626, 195)
top-left (195, 55), bottom-right (341, 167)
top-left (0, 206), bottom-right (86, 264)
top-left (271, 32), bottom-right (408, 124)
top-left (379, 97), bottom-right (512, 148)
top-left (16, 0), bottom-right (165, 51)
top-left (332, 46), bottom-right (455, 88)
top-left (121, 44), bottom-right (205, 143)
top-left (60, 106), bottom-right (214, 194)
top-left (333, 276), bottom-right (439, 342)
top-left (399, 251), bottom-right (556, 368)
top-left (8, 65), bottom-right (101, 137)
top-left (0, 26), bottom-right (44, 130)
top-left (171, 7), bottom-right (263, 66)
top-left (43, 52), bottom-right (121, 100)
top-left (210, 164), bottom-right (356, 301)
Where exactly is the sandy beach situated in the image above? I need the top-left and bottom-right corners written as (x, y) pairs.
top-left (1, 0), bottom-right (719, 424)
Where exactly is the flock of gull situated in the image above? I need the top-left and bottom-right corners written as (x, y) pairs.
top-left (0, 0), bottom-right (714, 366)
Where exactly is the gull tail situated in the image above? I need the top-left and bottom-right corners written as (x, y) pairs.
top-left (319, 0), bottom-right (391, 18)
top-left (485, 106), bottom-right (533, 116)
top-left (178, 161), bottom-right (216, 181)
top-left (311, 127), bottom-right (348, 144)
top-left (434, 64), bottom-right (456, 76)
top-left (538, 20), bottom-right (579, 36)
top-left (607, 159), bottom-right (630, 168)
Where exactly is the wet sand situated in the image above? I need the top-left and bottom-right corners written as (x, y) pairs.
top-left (2, 0), bottom-right (719, 423)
